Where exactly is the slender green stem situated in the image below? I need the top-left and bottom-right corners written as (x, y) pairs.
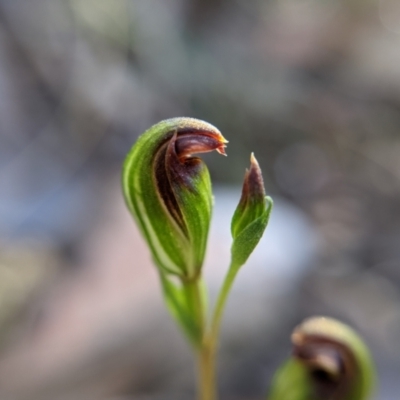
top-left (182, 278), bottom-right (205, 347)
top-left (197, 262), bottom-right (241, 400)
top-left (209, 263), bottom-right (239, 344)
top-left (181, 278), bottom-right (214, 400)
top-left (198, 340), bottom-right (216, 400)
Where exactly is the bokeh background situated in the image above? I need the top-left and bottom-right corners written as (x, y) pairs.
top-left (1, 0), bottom-right (400, 399)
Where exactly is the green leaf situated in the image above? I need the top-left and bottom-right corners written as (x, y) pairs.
top-left (231, 200), bottom-right (273, 269)
top-left (269, 359), bottom-right (314, 400)
top-left (159, 273), bottom-right (203, 346)
top-left (230, 154), bottom-right (273, 269)
top-left (268, 317), bottom-right (376, 400)
top-left (122, 117), bottom-right (227, 280)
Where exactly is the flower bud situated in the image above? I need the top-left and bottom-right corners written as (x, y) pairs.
top-left (122, 117), bottom-right (227, 280)
top-left (269, 317), bottom-right (376, 400)
top-left (230, 153), bottom-right (273, 268)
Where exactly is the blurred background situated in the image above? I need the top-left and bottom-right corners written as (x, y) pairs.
top-left (0, 0), bottom-right (400, 399)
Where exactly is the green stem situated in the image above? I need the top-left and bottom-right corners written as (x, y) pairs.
top-left (209, 263), bottom-right (239, 344)
top-left (197, 262), bottom-right (241, 400)
top-left (182, 278), bottom-right (205, 347)
top-left (198, 340), bottom-right (216, 400)
top-left (181, 278), bottom-right (215, 400)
